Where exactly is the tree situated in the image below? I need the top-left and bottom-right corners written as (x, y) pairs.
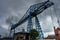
top-left (29, 29), bottom-right (39, 40)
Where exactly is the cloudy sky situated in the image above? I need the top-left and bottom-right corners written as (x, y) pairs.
top-left (0, 0), bottom-right (60, 37)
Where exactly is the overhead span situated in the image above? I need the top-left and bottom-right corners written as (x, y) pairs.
top-left (11, 0), bottom-right (54, 30)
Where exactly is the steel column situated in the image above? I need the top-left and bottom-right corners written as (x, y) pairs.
top-left (35, 16), bottom-right (44, 38)
top-left (27, 13), bottom-right (33, 32)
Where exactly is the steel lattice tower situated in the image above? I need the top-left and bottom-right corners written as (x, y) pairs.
top-left (35, 16), bottom-right (44, 38)
top-left (27, 13), bottom-right (33, 32)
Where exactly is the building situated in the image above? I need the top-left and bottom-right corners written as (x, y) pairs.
top-left (38, 39), bottom-right (55, 40)
top-left (13, 29), bottom-right (30, 40)
top-left (46, 35), bottom-right (56, 39)
top-left (13, 32), bottom-right (30, 40)
top-left (54, 27), bottom-right (60, 40)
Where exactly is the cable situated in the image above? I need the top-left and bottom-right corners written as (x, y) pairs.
top-left (50, 7), bottom-right (54, 27)
top-left (53, 5), bottom-right (60, 27)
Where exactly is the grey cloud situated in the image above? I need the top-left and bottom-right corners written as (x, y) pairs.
top-left (0, 0), bottom-right (60, 37)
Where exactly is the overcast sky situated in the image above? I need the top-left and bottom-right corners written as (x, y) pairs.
top-left (0, 0), bottom-right (60, 37)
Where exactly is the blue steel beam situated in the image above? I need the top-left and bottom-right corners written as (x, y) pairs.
top-left (35, 16), bottom-right (44, 38)
top-left (11, 0), bottom-right (54, 30)
top-left (27, 13), bottom-right (33, 32)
